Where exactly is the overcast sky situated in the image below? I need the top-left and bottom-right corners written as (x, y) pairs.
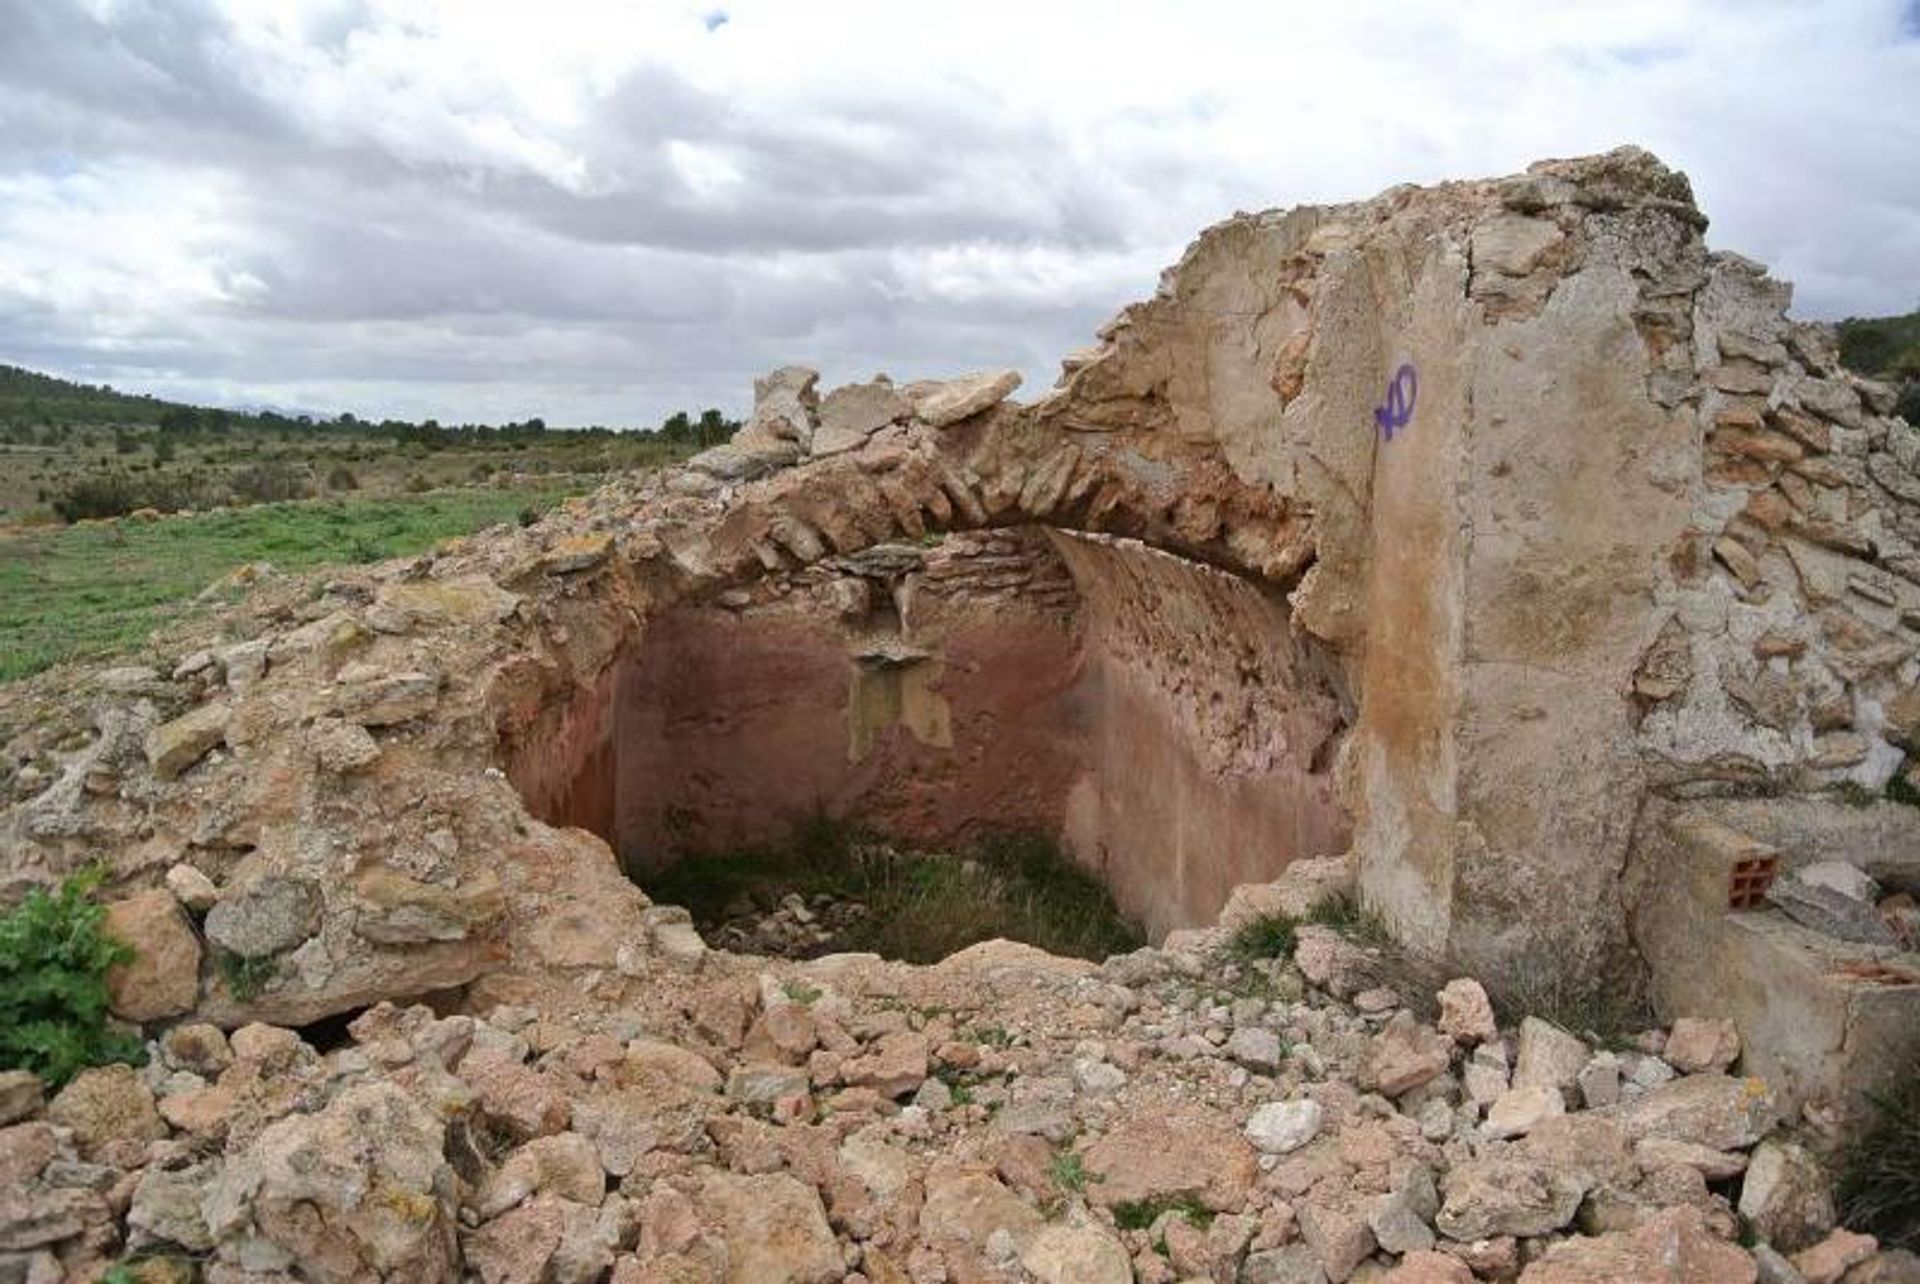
top-left (3, 0), bottom-right (1918, 427)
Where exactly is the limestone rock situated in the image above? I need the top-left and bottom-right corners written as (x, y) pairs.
top-left (1516, 1205), bottom-right (1756, 1282)
top-left (1083, 1113), bottom-right (1256, 1212)
top-left (811, 380), bottom-right (910, 456)
top-left (1383, 1252), bottom-right (1475, 1283)
top-left (1220, 856), bottom-right (1355, 927)
top-left (1298, 1196), bottom-right (1376, 1282)
top-left (698, 1172), bottom-right (840, 1284)
top-left (1246, 1099), bottom-right (1323, 1155)
top-left (203, 1080), bottom-right (458, 1283)
top-left (1514, 1018), bottom-right (1589, 1094)
top-left (910, 368), bottom-right (1021, 427)
top-left (1370, 1011), bottom-right (1453, 1097)
top-left (1738, 1140), bottom-right (1835, 1253)
top-left (164, 862), bottom-right (219, 912)
top-left (351, 867), bottom-right (504, 945)
top-left (0, 1071), bottom-right (44, 1126)
top-left (310, 717), bottom-right (382, 773)
top-left (1790, 1229), bottom-right (1879, 1284)
top-left (329, 669), bottom-right (441, 728)
top-left (1665, 1018), bottom-right (1741, 1075)
top-left (102, 888), bottom-right (202, 1022)
top-left (1484, 1084), bottom-right (1566, 1140)
top-left (1243, 1243), bottom-right (1331, 1284)
top-left (48, 1064), bottom-right (166, 1159)
top-left (129, 1160), bottom-right (217, 1253)
top-left (838, 1030), bottom-right (928, 1098)
top-left (144, 703), bottom-right (229, 778)
top-left (1436, 1155), bottom-right (1585, 1240)
top-left (919, 1169), bottom-right (1043, 1252)
top-left (1435, 979), bottom-right (1498, 1045)
top-left (204, 875), bottom-right (321, 960)
top-left (741, 365), bottom-right (821, 446)
top-left (1019, 1222), bottom-right (1132, 1284)
top-left (1614, 1074), bottom-right (1778, 1151)
top-left (1796, 861), bottom-right (1879, 902)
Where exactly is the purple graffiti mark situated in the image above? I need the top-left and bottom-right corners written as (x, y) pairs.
top-left (1374, 363), bottom-right (1418, 440)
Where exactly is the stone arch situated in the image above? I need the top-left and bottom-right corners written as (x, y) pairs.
top-left (498, 381), bottom-right (1355, 939)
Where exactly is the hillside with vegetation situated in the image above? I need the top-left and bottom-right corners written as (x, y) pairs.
top-left (1837, 308), bottom-right (1920, 422)
top-left (0, 362), bottom-right (739, 680)
top-left (0, 362), bottom-right (737, 525)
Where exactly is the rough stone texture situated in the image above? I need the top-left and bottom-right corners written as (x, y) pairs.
top-left (1082, 1112), bottom-right (1257, 1212)
top-left (1246, 1099), bottom-right (1323, 1154)
top-left (1514, 1019), bottom-right (1591, 1094)
top-left (1738, 1140), bottom-right (1836, 1253)
top-left (1664, 1017), bottom-right (1741, 1074)
top-left (47, 1065), bottom-right (166, 1159)
top-left (202, 1080), bottom-right (457, 1283)
top-left (1435, 978), bottom-right (1497, 1044)
top-left (910, 368), bottom-right (1021, 427)
top-left (698, 1172), bottom-right (841, 1284)
top-left (204, 875), bottom-right (321, 960)
top-left (102, 889), bottom-right (202, 1021)
top-left (1018, 1223), bottom-right (1132, 1284)
top-left (1517, 1206), bottom-right (1757, 1282)
top-left (0, 149), bottom-right (1913, 1284)
top-left (0, 1072), bottom-right (44, 1126)
top-left (1614, 1073), bottom-right (1779, 1151)
top-left (143, 702), bottom-right (229, 778)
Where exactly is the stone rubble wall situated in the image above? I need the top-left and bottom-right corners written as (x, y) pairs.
top-left (0, 147), bottom-right (1914, 1043)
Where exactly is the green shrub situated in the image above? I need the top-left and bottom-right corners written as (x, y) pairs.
top-left (0, 870), bottom-right (145, 1084)
top-left (1836, 1069), bottom-right (1920, 1250)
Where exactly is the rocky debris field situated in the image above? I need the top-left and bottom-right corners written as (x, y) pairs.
top-left (2, 905), bottom-right (1912, 1284)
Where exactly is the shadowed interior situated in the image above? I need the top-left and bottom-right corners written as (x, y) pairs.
top-left (505, 527), bottom-right (1354, 941)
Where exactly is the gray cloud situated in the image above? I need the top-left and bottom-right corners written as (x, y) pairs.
top-left (0, 1), bottom-right (1915, 425)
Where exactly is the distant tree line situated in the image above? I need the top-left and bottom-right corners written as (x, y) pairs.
top-left (0, 362), bottom-right (743, 444)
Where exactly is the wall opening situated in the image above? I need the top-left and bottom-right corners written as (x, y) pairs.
top-left (502, 526), bottom-right (1354, 949)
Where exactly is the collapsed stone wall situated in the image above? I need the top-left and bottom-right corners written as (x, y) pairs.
top-left (0, 147), bottom-right (1914, 1058)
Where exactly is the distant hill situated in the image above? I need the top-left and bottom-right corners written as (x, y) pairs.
top-left (0, 361), bottom-right (738, 525)
top-left (0, 363), bottom-right (228, 432)
top-left (1836, 310), bottom-right (1920, 422)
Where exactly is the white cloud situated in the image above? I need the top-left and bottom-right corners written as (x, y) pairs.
top-left (0, 0), bottom-right (1916, 424)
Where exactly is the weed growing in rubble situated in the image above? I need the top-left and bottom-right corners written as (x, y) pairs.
top-left (215, 949), bottom-right (279, 1002)
top-left (1049, 1150), bottom-right (1089, 1193)
top-left (1303, 891), bottom-right (1394, 947)
top-left (1225, 912), bottom-right (1297, 962)
top-left (642, 818), bottom-right (1143, 964)
top-left (1113, 1195), bottom-right (1215, 1234)
top-left (0, 868), bottom-right (144, 1084)
top-left (1836, 1069), bottom-right (1920, 1251)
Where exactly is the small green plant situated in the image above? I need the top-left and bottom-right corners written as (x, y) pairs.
top-left (216, 949), bottom-right (279, 1002)
top-left (968, 1024), bottom-right (1014, 1049)
top-left (1886, 769), bottom-right (1920, 809)
top-left (1836, 780), bottom-right (1881, 807)
top-left (780, 978), bottom-right (822, 1006)
top-left (1304, 891), bottom-right (1393, 947)
top-left (1226, 911), bottom-right (1297, 962)
top-left (1836, 1069), bottom-right (1920, 1250)
top-left (1111, 1195), bottom-right (1215, 1233)
top-left (1049, 1150), bottom-right (1088, 1193)
top-left (0, 869), bottom-right (145, 1084)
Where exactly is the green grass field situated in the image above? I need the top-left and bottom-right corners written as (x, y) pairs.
top-left (0, 483), bottom-right (586, 682)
